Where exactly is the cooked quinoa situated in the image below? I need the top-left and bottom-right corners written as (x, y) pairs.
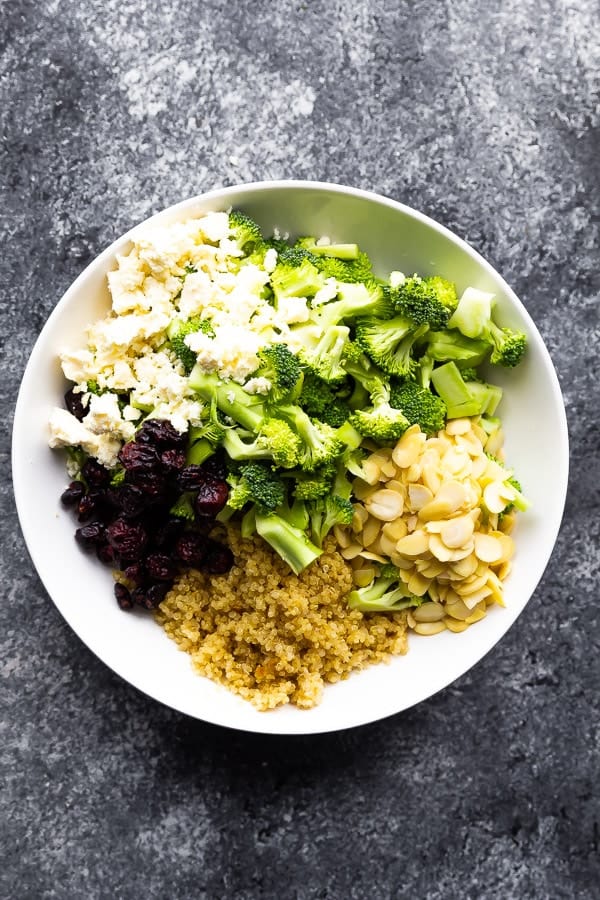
top-left (156, 522), bottom-right (408, 710)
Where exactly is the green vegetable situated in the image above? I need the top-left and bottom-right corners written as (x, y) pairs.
top-left (448, 287), bottom-right (527, 367)
top-left (254, 510), bottom-right (323, 575)
top-left (355, 316), bottom-right (430, 378)
top-left (348, 575), bottom-right (423, 613)
top-left (228, 210), bottom-right (264, 255)
top-left (389, 379), bottom-right (447, 435)
top-left (167, 316), bottom-right (215, 374)
top-left (389, 274), bottom-right (458, 329)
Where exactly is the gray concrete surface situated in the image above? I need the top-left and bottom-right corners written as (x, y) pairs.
top-left (1, 2), bottom-right (598, 898)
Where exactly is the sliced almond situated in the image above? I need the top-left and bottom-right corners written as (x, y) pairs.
top-left (395, 530), bottom-right (429, 556)
top-left (413, 620), bottom-right (446, 636)
top-left (444, 617), bottom-right (469, 633)
top-left (473, 532), bottom-right (503, 563)
top-left (445, 417), bottom-right (472, 435)
top-left (440, 515), bottom-right (474, 549)
top-left (418, 481), bottom-right (467, 521)
top-left (407, 570), bottom-right (431, 596)
top-left (353, 567), bottom-right (376, 587)
top-left (391, 425), bottom-right (426, 468)
top-left (412, 601), bottom-right (445, 622)
top-left (407, 483), bottom-right (433, 511)
top-left (362, 516), bottom-right (381, 548)
top-left (365, 489), bottom-right (404, 521)
top-left (382, 519), bottom-right (408, 542)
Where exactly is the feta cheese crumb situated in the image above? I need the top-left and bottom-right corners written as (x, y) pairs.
top-left (244, 376), bottom-right (272, 395)
top-left (264, 247), bottom-right (278, 273)
top-left (312, 278), bottom-right (339, 307)
top-left (389, 271), bottom-right (406, 289)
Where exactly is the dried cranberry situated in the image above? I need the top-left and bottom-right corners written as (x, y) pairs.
top-left (97, 543), bottom-right (117, 565)
top-left (194, 478), bottom-right (229, 516)
top-left (145, 553), bottom-right (178, 582)
top-left (124, 562), bottom-right (146, 586)
top-left (145, 582), bottom-right (172, 608)
top-left (174, 532), bottom-right (207, 568)
top-left (201, 451), bottom-right (227, 481)
top-left (115, 582), bottom-right (134, 610)
top-left (160, 448), bottom-right (186, 473)
top-left (205, 543), bottom-right (234, 574)
top-left (64, 387), bottom-right (86, 420)
top-left (82, 458), bottom-right (110, 488)
top-left (131, 587), bottom-right (149, 607)
top-left (177, 465), bottom-right (209, 492)
top-left (61, 481), bottom-right (85, 507)
top-left (75, 522), bottom-right (105, 549)
top-left (106, 519), bottom-right (148, 560)
top-left (110, 483), bottom-right (147, 518)
top-left (129, 469), bottom-right (169, 500)
top-left (77, 493), bottom-right (97, 521)
top-left (118, 442), bottom-right (159, 473)
top-left (151, 518), bottom-right (185, 551)
top-left (137, 419), bottom-right (186, 449)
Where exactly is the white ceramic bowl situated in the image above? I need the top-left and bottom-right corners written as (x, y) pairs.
top-left (12, 181), bottom-right (569, 734)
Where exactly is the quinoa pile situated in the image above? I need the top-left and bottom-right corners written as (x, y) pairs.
top-left (156, 522), bottom-right (408, 710)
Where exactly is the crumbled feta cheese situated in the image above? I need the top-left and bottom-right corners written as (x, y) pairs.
top-left (122, 404), bottom-right (142, 421)
top-left (275, 296), bottom-right (311, 324)
top-left (263, 247), bottom-right (278, 273)
top-left (244, 376), bottom-right (272, 395)
top-left (316, 235), bottom-right (331, 246)
top-left (389, 271), bottom-right (406, 289)
top-left (226, 390), bottom-right (236, 404)
top-left (60, 348), bottom-right (95, 384)
top-left (48, 408), bottom-right (122, 468)
top-left (83, 392), bottom-right (135, 442)
top-left (312, 278), bottom-right (339, 307)
top-left (199, 211), bottom-right (230, 243)
top-left (185, 324), bottom-right (263, 382)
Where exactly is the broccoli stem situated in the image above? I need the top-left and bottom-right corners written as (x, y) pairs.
top-left (186, 437), bottom-right (216, 466)
top-left (189, 367), bottom-right (264, 432)
top-left (255, 511), bottom-right (322, 574)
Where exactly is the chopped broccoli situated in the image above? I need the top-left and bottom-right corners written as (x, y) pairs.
top-left (341, 350), bottom-right (410, 442)
top-left (226, 462), bottom-right (285, 513)
top-left (389, 379), bottom-right (447, 435)
top-left (168, 316), bottom-right (215, 374)
top-left (275, 404), bottom-right (344, 471)
top-left (298, 370), bottom-right (351, 427)
top-left (448, 287), bottom-right (527, 367)
top-left (389, 274), bottom-right (458, 329)
top-left (86, 379), bottom-right (101, 395)
top-left (270, 247), bottom-right (325, 301)
top-left (347, 575), bottom-right (423, 612)
top-left (253, 343), bottom-right (302, 402)
top-left (254, 509), bottom-right (323, 574)
top-left (425, 330), bottom-right (490, 367)
top-left (316, 281), bottom-right (392, 330)
top-left (170, 492), bottom-right (196, 521)
top-left (189, 368), bottom-right (267, 433)
top-left (222, 419), bottom-right (301, 469)
top-left (308, 494), bottom-right (354, 547)
top-left (228, 210), bottom-right (264, 255)
top-left (303, 245), bottom-right (377, 284)
top-left (430, 361), bottom-right (501, 418)
top-left (294, 324), bottom-right (351, 384)
top-left (355, 315), bottom-right (430, 378)
top-left (295, 237), bottom-right (360, 260)
top-left (292, 469), bottom-right (334, 501)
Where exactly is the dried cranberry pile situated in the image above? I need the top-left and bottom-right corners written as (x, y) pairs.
top-left (60, 415), bottom-right (233, 611)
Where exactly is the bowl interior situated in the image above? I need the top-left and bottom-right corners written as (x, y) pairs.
top-left (12, 182), bottom-right (569, 734)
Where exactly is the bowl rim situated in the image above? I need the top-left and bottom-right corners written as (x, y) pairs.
top-left (12, 179), bottom-right (570, 734)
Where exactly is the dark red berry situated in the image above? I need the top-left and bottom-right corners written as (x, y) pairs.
top-left (205, 543), bottom-right (234, 574)
top-left (97, 543), bottom-right (117, 565)
top-left (137, 419), bottom-right (186, 449)
top-left (115, 582), bottom-right (134, 610)
top-left (110, 483), bottom-right (148, 518)
top-left (118, 441), bottom-right (159, 473)
top-left (145, 553), bottom-right (178, 582)
top-left (177, 465), bottom-right (209, 492)
top-left (131, 587), bottom-right (148, 607)
top-left (77, 493), bottom-right (97, 521)
top-left (201, 451), bottom-right (227, 481)
top-left (145, 582), bottom-right (171, 608)
top-left (124, 562), bottom-right (146, 586)
top-left (160, 448), bottom-right (186, 473)
top-left (61, 481), bottom-right (85, 507)
top-left (194, 478), bottom-right (229, 516)
top-left (75, 522), bottom-right (105, 549)
top-left (64, 387), bottom-right (86, 420)
top-left (106, 519), bottom-right (148, 560)
top-left (152, 518), bottom-right (185, 551)
top-left (82, 458), bottom-right (110, 488)
top-left (174, 532), bottom-right (207, 567)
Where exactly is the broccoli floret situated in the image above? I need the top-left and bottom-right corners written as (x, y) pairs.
top-left (292, 469), bottom-right (334, 501)
top-left (485, 322), bottom-right (528, 367)
top-left (170, 492), bottom-right (196, 521)
top-left (275, 404), bottom-right (344, 471)
top-left (316, 281), bottom-right (392, 330)
top-left (226, 462), bottom-right (285, 513)
top-left (86, 379), bottom-right (101, 395)
top-left (389, 379), bottom-right (446, 435)
top-left (347, 576), bottom-right (423, 613)
top-left (349, 380), bottom-right (410, 443)
top-left (168, 317), bottom-right (215, 374)
top-left (222, 419), bottom-right (301, 469)
top-left (308, 494), bottom-right (354, 547)
top-left (425, 330), bottom-right (490, 367)
top-left (355, 315), bottom-right (429, 378)
top-left (264, 235), bottom-right (291, 254)
top-left (228, 210), bottom-right (264, 256)
top-left (254, 509), bottom-right (322, 574)
top-left (389, 274), bottom-right (457, 329)
top-left (298, 370), bottom-right (351, 427)
top-left (430, 361), bottom-right (500, 418)
top-left (448, 287), bottom-right (527, 367)
top-left (294, 324), bottom-right (351, 384)
top-left (253, 343), bottom-right (302, 402)
top-left (307, 247), bottom-right (377, 284)
top-left (270, 247), bottom-right (325, 301)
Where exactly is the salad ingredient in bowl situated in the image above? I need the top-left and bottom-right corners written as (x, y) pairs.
top-left (48, 205), bottom-right (531, 709)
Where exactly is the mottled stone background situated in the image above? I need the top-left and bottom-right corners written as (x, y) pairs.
top-left (1, 1), bottom-right (599, 898)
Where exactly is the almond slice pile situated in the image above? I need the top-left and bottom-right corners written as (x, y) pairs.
top-left (336, 419), bottom-right (522, 636)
